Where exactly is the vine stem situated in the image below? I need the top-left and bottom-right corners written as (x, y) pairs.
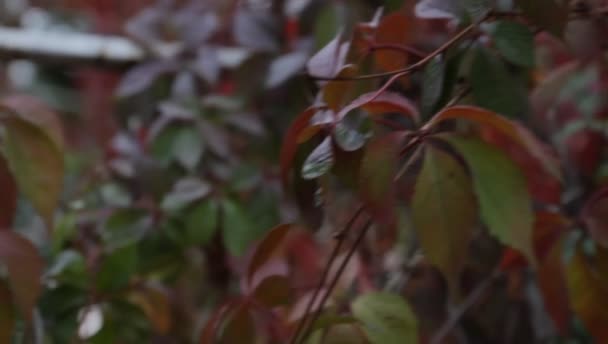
top-left (288, 206), bottom-right (365, 344)
top-left (297, 218), bottom-right (374, 344)
top-left (430, 269), bottom-right (501, 344)
top-left (308, 11), bottom-right (490, 82)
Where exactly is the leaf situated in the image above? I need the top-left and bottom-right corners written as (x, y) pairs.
top-left (515, 0), bottom-right (568, 38)
top-left (247, 224), bottom-right (292, 284)
top-left (96, 244), bottom-right (138, 292)
top-left (218, 303), bottom-right (255, 344)
top-left (184, 200), bottom-right (219, 245)
top-left (252, 275), bottom-right (291, 307)
top-left (359, 133), bottom-right (402, 225)
top-left (151, 125), bottom-right (204, 170)
top-left (234, 9), bottom-right (279, 52)
top-left (333, 111), bottom-right (372, 152)
top-left (0, 281), bottom-right (15, 343)
top-left (412, 145), bottom-right (477, 295)
top-left (374, 13), bottom-right (411, 72)
top-left (127, 285), bottom-right (171, 335)
top-left (566, 244), bottom-right (608, 341)
top-left (280, 107), bottom-right (320, 187)
top-left (0, 155), bottom-right (17, 228)
top-left (266, 52), bottom-right (309, 88)
top-left (222, 199), bottom-right (263, 256)
top-left (323, 65), bottom-right (358, 111)
top-left (443, 136), bottom-right (535, 263)
top-left (351, 292), bottom-right (418, 344)
top-left (102, 208), bottom-right (150, 251)
top-left (0, 231), bottom-right (43, 321)
top-left (161, 178), bottom-right (212, 212)
top-left (582, 187), bottom-right (608, 248)
top-left (301, 137), bottom-right (334, 180)
top-left (469, 47), bottom-right (528, 118)
top-left (421, 55), bottom-right (446, 118)
top-left (492, 21), bottom-right (535, 67)
top-left (0, 94), bottom-right (64, 149)
top-left (115, 61), bottom-right (175, 98)
top-left (1, 114), bottom-right (63, 230)
top-left (337, 91), bottom-right (419, 123)
top-left (414, 0), bottom-right (462, 19)
top-left (307, 33), bottom-right (350, 78)
top-left (194, 46), bottom-right (220, 84)
top-left (464, 0), bottom-right (493, 20)
top-left (425, 105), bottom-right (562, 181)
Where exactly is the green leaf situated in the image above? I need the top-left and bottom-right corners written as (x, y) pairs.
top-left (184, 200), bottom-right (219, 245)
top-left (351, 292), bottom-right (418, 344)
top-left (444, 136), bottom-right (534, 262)
top-left (301, 137), bottom-right (334, 180)
top-left (333, 112), bottom-right (372, 152)
top-left (1, 116), bottom-right (64, 230)
top-left (421, 55), bottom-right (446, 117)
top-left (161, 178), bottom-right (212, 212)
top-left (102, 208), bottom-right (150, 250)
top-left (515, 0), bottom-right (568, 39)
top-left (412, 145), bottom-right (477, 295)
top-left (470, 47), bottom-right (528, 118)
top-left (222, 199), bottom-right (256, 256)
top-left (97, 244), bottom-right (138, 292)
top-left (0, 231), bottom-right (43, 321)
top-left (151, 125), bottom-right (204, 169)
top-left (492, 21), bottom-right (535, 67)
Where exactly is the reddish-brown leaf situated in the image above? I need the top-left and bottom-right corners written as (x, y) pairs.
top-left (359, 132), bottom-right (403, 225)
top-left (200, 300), bottom-right (239, 344)
top-left (425, 105), bottom-right (561, 181)
top-left (374, 13), bottom-right (411, 72)
top-left (252, 275), bottom-right (291, 308)
top-left (323, 64), bottom-right (358, 111)
top-left (0, 94), bottom-right (64, 149)
top-left (0, 231), bottom-right (43, 321)
top-left (218, 303), bottom-right (255, 344)
top-left (127, 285), bottom-right (172, 335)
top-left (567, 245), bottom-right (608, 341)
top-left (247, 224), bottom-right (294, 285)
top-left (280, 107), bottom-right (324, 188)
top-left (0, 155), bottom-right (17, 229)
top-left (582, 187), bottom-right (608, 248)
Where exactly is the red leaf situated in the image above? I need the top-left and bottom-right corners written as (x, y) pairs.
top-left (582, 187), bottom-right (608, 248)
top-left (337, 91), bottom-right (419, 123)
top-left (217, 303), bottom-right (255, 344)
top-left (425, 105), bottom-right (562, 181)
top-left (0, 231), bottom-right (43, 321)
top-left (359, 132), bottom-right (404, 225)
top-left (200, 300), bottom-right (239, 344)
top-left (280, 107), bottom-right (324, 188)
top-left (0, 155), bottom-right (17, 229)
top-left (246, 224), bottom-right (294, 285)
top-left (252, 275), bottom-right (291, 308)
top-left (499, 211), bottom-right (570, 270)
top-left (374, 13), bottom-right (412, 72)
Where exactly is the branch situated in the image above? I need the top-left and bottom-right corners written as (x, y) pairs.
top-left (0, 27), bottom-right (249, 68)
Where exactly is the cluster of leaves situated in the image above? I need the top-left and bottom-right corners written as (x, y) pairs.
top-left (3, 0), bottom-right (608, 343)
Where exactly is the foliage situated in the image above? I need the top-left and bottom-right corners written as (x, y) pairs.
top-left (2, 0), bottom-right (608, 343)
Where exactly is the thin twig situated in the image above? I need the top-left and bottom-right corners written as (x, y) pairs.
top-left (369, 43), bottom-right (427, 58)
top-left (288, 206), bottom-right (365, 344)
top-left (308, 12), bottom-right (489, 82)
top-left (297, 218), bottom-right (374, 344)
top-left (430, 269), bottom-right (501, 344)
